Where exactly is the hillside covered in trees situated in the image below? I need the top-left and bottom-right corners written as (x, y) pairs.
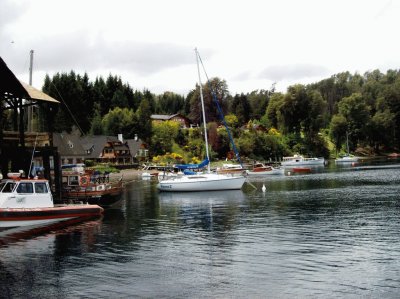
top-left (32, 69), bottom-right (400, 163)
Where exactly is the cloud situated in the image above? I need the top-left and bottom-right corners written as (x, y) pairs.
top-left (6, 32), bottom-right (197, 76)
top-left (258, 64), bottom-right (331, 82)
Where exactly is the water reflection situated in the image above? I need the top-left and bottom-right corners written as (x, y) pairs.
top-left (0, 218), bottom-right (102, 298)
top-left (1, 162), bottom-right (400, 297)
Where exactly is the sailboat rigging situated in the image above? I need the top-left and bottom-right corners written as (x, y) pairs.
top-left (156, 48), bottom-right (246, 192)
top-left (335, 131), bottom-right (358, 163)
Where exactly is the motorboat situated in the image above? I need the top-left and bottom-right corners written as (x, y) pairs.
top-left (216, 163), bottom-right (245, 175)
top-left (61, 164), bottom-right (124, 208)
top-left (281, 154), bottom-right (325, 166)
top-left (0, 173), bottom-right (103, 229)
top-left (246, 163), bottom-right (284, 176)
top-left (292, 167), bottom-right (312, 173)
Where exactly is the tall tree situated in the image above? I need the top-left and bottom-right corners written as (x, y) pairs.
top-left (136, 98), bottom-right (153, 144)
top-left (231, 93), bottom-right (251, 125)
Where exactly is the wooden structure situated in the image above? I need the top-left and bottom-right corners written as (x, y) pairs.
top-left (0, 56), bottom-right (61, 197)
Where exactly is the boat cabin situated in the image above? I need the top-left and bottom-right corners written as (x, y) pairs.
top-left (0, 174), bottom-right (53, 208)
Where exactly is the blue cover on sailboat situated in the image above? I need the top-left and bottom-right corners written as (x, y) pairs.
top-left (175, 158), bottom-right (209, 170)
top-left (183, 169), bottom-right (197, 175)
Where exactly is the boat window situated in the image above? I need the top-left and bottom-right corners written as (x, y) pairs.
top-left (0, 182), bottom-right (15, 193)
top-left (17, 182), bottom-right (34, 194)
top-left (69, 176), bottom-right (79, 186)
top-left (1, 182), bottom-right (16, 193)
top-left (35, 182), bottom-right (48, 193)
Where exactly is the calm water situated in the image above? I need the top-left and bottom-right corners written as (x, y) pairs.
top-left (1, 161), bottom-right (400, 298)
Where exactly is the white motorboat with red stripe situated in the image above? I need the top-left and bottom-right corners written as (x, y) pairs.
top-left (0, 173), bottom-right (103, 229)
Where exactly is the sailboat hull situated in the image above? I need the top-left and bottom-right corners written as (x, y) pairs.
top-left (157, 174), bottom-right (246, 192)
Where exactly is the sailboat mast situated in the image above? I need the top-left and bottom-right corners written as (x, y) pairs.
top-left (195, 48), bottom-right (211, 173)
top-left (28, 49), bottom-right (34, 132)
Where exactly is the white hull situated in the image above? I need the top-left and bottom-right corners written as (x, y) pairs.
top-left (281, 158), bottom-right (325, 166)
top-left (246, 168), bottom-right (284, 176)
top-left (157, 173), bottom-right (246, 192)
top-left (335, 156), bottom-right (358, 163)
top-left (0, 217), bottom-right (75, 230)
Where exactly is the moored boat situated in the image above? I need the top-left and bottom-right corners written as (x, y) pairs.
top-left (0, 173), bottom-right (103, 229)
top-left (335, 132), bottom-right (358, 163)
top-left (61, 164), bottom-right (124, 208)
top-left (157, 49), bottom-right (246, 192)
top-left (157, 172), bottom-right (246, 192)
top-left (246, 163), bottom-right (284, 176)
top-left (281, 154), bottom-right (325, 166)
top-left (216, 163), bottom-right (245, 175)
top-left (292, 167), bottom-right (312, 173)
top-left (335, 154), bottom-right (359, 163)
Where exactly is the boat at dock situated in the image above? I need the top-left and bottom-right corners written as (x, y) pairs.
top-left (61, 164), bottom-right (124, 208)
top-left (0, 173), bottom-right (103, 231)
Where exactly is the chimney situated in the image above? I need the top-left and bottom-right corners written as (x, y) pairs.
top-left (118, 134), bottom-right (123, 143)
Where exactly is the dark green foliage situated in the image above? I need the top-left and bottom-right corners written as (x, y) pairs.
top-left (155, 92), bottom-right (185, 114)
top-left (40, 67), bottom-right (400, 160)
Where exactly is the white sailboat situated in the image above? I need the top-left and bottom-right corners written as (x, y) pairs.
top-left (335, 132), bottom-right (358, 163)
top-left (157, 49), bottom-right (246, 192)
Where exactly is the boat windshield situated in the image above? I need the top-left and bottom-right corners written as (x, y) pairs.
top-left (0, 182), bottom-right (16, 193)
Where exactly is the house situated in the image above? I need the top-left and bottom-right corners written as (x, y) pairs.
top-left (126, 135), bottom-right (148, 162)
top-left (151, 114), bottom-right (190, 128)
top-left (53, 132), bottom-right (86, 165)
top-left (53, 132), bottom-right (145, 166)
top-left (81, 134), bottom-right (131, 164)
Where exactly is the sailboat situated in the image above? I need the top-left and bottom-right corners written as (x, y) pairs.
top-left (157, 49), bottom-right (246, 192)
top-left (335, 132), bottom-right (359, 163)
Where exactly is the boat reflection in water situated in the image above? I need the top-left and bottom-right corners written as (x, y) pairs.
top-left (158, 190), bottom-right (246, 232)
top-left (0, 216), bottom-right (103, 246)
top-left (158, 189), bottom-right (246, 205)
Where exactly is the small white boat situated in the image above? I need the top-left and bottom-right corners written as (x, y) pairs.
top-left (246, 163), bottom-right (284, 176)
top-left (335, 132), bottom-right (359, 163)
top-left (281, 154), bottom-right (325, 166)
top-left (335, 155), bottom-right (358, 163)
top-left (0, 173), bottom-right (103, 229)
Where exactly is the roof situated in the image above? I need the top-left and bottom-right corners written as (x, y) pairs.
top-left (53, 133), bottom-right (86, 156)
top-left (0, 57), bottom-right (29, 99)
top-left (151, 114), bottom-right (189, 121)
top-left (80, 136), bottom-right (110, 159)
top-left (151, 114), bottom-right (172, 120)
top-left (126, 138), bottom-right (144, 157)
top-left (0, 56), bottom-right (59, 105)
top-left (20, 81), bottom-right (59, 103)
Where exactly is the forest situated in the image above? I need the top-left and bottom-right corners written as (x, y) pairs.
top-left (16, 69), bottom-right (400, 164)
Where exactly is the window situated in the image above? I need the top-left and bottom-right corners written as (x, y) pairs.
top-left (17, 183), bottom-right (34, 194)
top-left (0, 182), bottom-right (15, 193)
top-left (69, 176), bottom-right (79, 186)
top-left (35, 182), bottom-right (48, 193)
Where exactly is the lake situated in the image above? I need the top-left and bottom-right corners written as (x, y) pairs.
top-left (1, 160), bottom-right (400, 298)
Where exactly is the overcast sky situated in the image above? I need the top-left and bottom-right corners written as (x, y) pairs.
top-left (1, 0), bottom-right (399, 96)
